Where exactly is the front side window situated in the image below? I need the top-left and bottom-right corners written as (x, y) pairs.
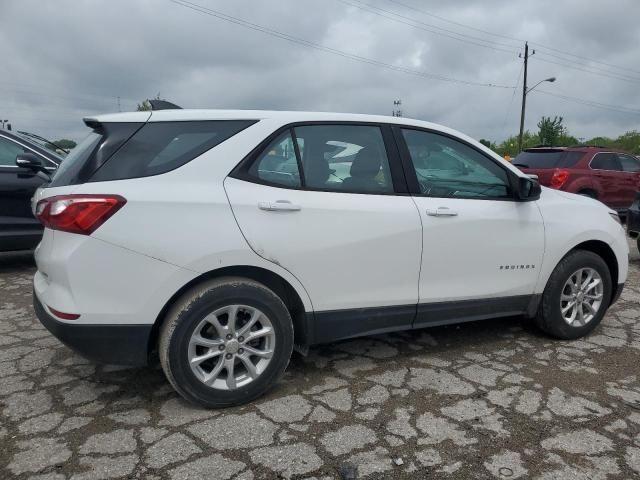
top-left (590, 153), bottom-right (621, 171)
top-left (248, 130), bottom-right (301, 188)
top-left (0, 137), bottom-right (26, 166)
top-left (402, 129), bottom-right (511, 199)
top-left (618, 154), bottom-right (640, 172)
top-left (293, 124), bottom-right (393, 194)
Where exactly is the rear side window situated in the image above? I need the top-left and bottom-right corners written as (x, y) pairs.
top-left (590, 153), bottom-right (622, 171)
top-left (513, 150), bottom-right (583, 169)
top-left (90, 120), bottom-right (255, 182)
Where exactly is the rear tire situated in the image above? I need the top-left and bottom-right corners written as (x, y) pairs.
top-left (534, 250), bottom-right (612, 340)
top-left (159, 277), bottom-right (294, 408)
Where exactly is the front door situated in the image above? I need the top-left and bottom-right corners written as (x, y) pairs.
top-left (395, 127), bottom-right (545, 326)
top-left (225, 123), bottom-right (422, 342)
top-left (0, 136), bottom-right (45, 249)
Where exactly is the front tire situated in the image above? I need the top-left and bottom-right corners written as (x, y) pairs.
top-left (534, 250), bottom-right (612, 340)
top-left (159, 277), bottom-right (294, 408)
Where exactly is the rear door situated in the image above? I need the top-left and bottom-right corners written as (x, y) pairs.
top-left (0, 135), bottom-right (47, 248)
top-left (225, 123), bottom-right (422, 342)
top-left (617, 153), bottom-right (640, 209)
top-left (589, 152), bottom-right (626, 209)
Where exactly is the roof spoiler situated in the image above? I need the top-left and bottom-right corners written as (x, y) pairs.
top-left (149, 100), bottom-right (182, 110)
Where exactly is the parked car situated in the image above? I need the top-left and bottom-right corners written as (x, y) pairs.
top-left (32, 110), bottom-right (628, 407)
top-left (513, 146), bottom-right (640, 216)
top-left (628, 193), bottom-right (640, 252)
top-left (0, 130), bottom-right (62, 251)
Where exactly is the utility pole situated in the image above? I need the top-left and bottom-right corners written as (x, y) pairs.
top-left (518, 42), bottom-right (534, 153)
top-left (392, 99), bottom-right (402, 117)
top-left (117, 96), bottom-right (121, 112)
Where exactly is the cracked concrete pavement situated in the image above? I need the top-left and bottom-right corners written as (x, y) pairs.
top-left (1, 243), bottom-right (639, 479)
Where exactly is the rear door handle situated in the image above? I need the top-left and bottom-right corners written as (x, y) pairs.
top-left (258, 200), bottom-right (302, 212)
top-left (426, 207), bottom-right (458, 217)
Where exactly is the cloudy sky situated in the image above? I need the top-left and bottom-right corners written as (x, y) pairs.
top-left (2, 0), bottom-right (639, 143)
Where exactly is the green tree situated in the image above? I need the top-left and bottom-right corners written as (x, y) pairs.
top-left (136, 93), bottom-right (162, 111)
top-left (478, 138), bottom-right (495, 150)
top-left (136, 99), bottom-right (152, 111)
top-left (537, 116), bottom-right (564, 146)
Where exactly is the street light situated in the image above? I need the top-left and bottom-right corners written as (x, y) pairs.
top-left (518, 77), bottom-right (556, 152)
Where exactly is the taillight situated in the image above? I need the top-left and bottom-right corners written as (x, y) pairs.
top-left (36, 194), bottom-right (126, 235)
top-left (550, 169), bottom-right (570, 189)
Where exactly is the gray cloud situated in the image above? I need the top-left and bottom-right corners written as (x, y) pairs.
top-left (1, 0), bottom-right (639, 143)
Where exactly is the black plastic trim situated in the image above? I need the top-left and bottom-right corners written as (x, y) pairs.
top-left (414, 295), bottom-right (531, 328)
top-left (308, 295), bottom-right (535, 345)
top-left (33, 292), bottom-right (151, 366)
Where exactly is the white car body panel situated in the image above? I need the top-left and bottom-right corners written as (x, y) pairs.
top-left (32, 109), bottom-right (628, 341)
top-left (412, 196), bottom-right (545, 302)
top-left (224, 177), bottom-right (422, 311)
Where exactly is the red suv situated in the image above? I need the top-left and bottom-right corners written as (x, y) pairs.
top-left (514, 146), bottom-right (640, 215)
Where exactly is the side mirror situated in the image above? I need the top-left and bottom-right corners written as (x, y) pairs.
top-left (16, 153), bottom-right (50, 181)
top-left (516, 176), bottom-right (541, 201)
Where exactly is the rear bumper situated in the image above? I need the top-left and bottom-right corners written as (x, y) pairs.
top-left (33, 290), bottom-right (151, 366)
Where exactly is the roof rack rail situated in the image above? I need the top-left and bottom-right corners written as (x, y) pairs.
top-left (149, 100), bottom-right (182, 110)
top-left (567, 144), bottom-right (608, 148)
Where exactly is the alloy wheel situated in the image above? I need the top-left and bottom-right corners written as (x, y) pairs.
top-left (560, 267), bottom-right (604, 327)
top-left (188, 304), bottom-right (275, 390)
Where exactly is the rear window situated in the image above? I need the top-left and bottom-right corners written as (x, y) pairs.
top-left (90, 120), bottom-right (255, 182)
top-left (513, 150), bottom-right (584, 169)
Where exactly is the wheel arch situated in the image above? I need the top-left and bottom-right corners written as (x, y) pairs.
top-left (569, 240), bottom-right (619, 293)
top-left (148, 265), bottom-right (312, 357)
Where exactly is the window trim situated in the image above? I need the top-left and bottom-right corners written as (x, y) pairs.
top-left (392, 125), bottom-right (519, 202)
top-left (0, 133), bottom-right (59, 170)
top-left (588, 152), bottom-right (624, 172)
top-left (229, 121), bottom-right (411, 196)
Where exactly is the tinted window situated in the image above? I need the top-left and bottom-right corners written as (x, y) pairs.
top-left (591, 153), bottom-right (621, 171)
top-left (402, 129), bottom-right (511, 199)
top-left (248, 130), bottom-right (301, 188)
top-left (513, 150), bottom-right (583, 168)
top-left (90, 120), bottom-right (254, 182)
top-left (294, 125), bottom-right (393, 194)
top-left (0, 137), bottom-right (25, 166)
top-left (618, 154), bottom-right (640, 172)
top-left (49, 132), bottom-right (103, 187)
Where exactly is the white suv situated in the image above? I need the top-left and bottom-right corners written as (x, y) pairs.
top-left (32, 109), bottom-right (628, 407)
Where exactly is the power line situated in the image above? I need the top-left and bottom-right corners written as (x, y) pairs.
top-left (380, 0), bottom-right (640, 80)
top-left (533, 90), bottom-right (640, 115)
top-left (339, 0), bottom-right (520, 55)
top-left (383, 0), bottom-right (523, 45)
top-left (500, 62), bottom-right (524, 138)
top-left (532, 56), bottom-right (640, 85)
top-left (170, 0), bottom-right (516, 89)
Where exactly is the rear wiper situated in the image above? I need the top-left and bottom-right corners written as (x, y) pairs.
top-left (512, 162), bottom-right (529, 168)
top-left (17, 131), bottom-right (70, 154)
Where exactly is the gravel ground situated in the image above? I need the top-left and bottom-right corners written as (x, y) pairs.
top-left (1, 242), bottom-right (639, 479)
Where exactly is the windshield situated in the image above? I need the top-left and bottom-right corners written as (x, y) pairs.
top-left (48, 132), bottom-right (102, 187)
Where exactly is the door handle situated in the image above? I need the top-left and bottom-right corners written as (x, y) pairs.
top-left (426, 207), bottom-right (458, 217)
top-left (258, 200), bottom-right (302, 212)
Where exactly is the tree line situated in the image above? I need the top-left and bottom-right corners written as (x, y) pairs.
top-left (480, 116), bottom-right (640, 157)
